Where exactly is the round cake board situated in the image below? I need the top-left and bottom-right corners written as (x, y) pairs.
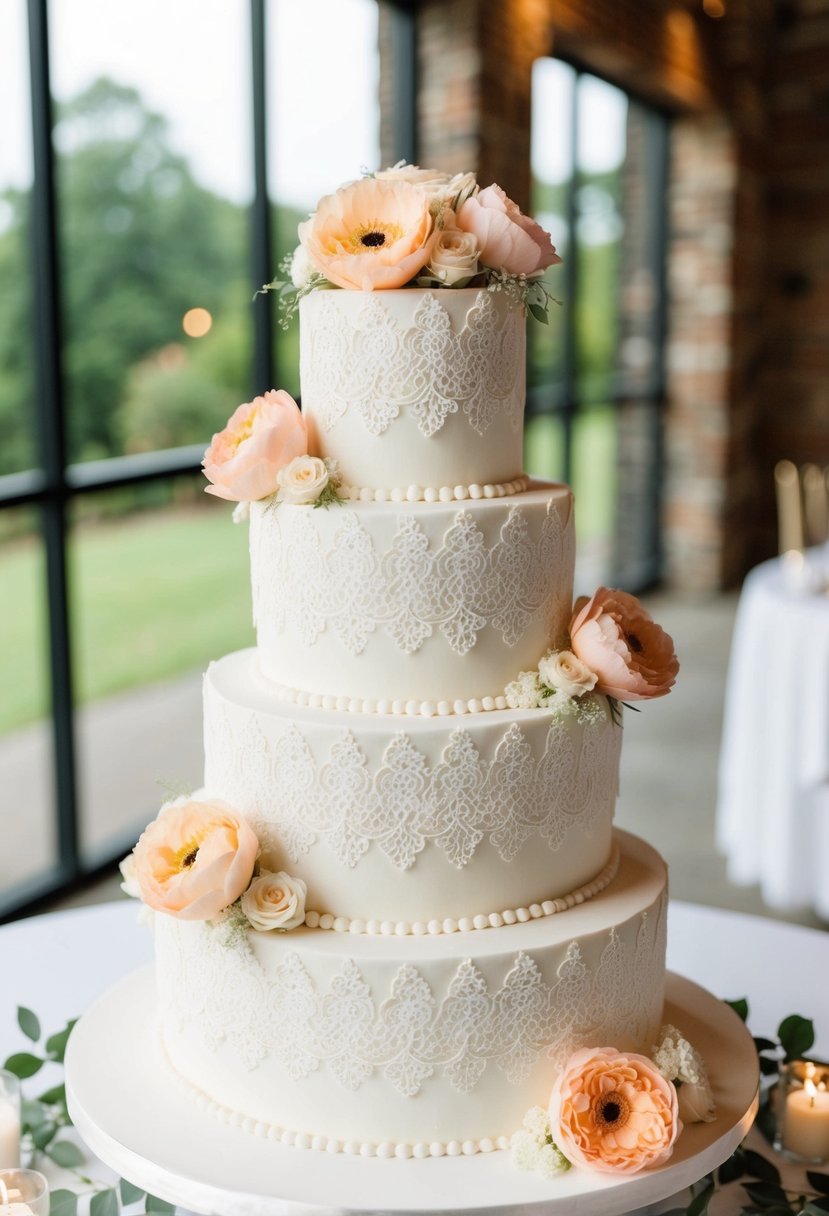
top-left (66, 968), bottom-right (758, 1216)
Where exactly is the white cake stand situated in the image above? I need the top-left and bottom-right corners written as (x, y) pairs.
top-left (65, 969), bottom-right (758, 1216)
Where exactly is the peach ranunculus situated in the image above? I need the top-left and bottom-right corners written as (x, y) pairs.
top-left (298, 177), bottom-right (439, 291)
top-left (132, 798), bottom-right (259, 921)
top-left (549, 1047), bottom-right (681, 1175)
top-left (203, 390), bottom-right (307, 503)
top-left (456, 184), bottom-right (561, 276)
top-left (569, 588), bottom-right (679, 701)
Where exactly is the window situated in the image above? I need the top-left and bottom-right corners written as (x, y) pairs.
top-left (0, 0), bottom-right (391, 920)
top-left (527, 58), bottom-right (669, 590)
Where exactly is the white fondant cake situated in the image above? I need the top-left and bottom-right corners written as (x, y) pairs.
top-left (147, 247), bottom-right (680, 1163)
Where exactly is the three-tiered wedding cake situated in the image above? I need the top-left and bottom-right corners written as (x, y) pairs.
top-left (125, 167), bottom-right (687, 1171)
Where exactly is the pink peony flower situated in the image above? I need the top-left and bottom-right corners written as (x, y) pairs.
top-left (550, 1047), bottom-right (681, 1175)
top-left (456, 184), bottom-right (561, 275)
top-left (202, 390), bottom-right (307, 502)
top-left (298, 177), bottom-right (438, 291)
top-left (132, 798), bottom-right (259, 921)
top-left (569, 588), bottom-right (679, 701)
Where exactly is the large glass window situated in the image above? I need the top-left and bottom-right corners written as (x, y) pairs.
top-left (528, 58), bottom-right (668, 589)
top-left (0, 0), bottom-right (388, 920)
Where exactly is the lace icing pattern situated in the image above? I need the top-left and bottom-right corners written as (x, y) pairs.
top-left (251, 500), bottom-right (573, 659)
top-left (301, 290), bottom-right (524, 438)
top-left (203, 690), bottom-right (622, 872)
top-left (157, 893), bottom-right (667, 1097)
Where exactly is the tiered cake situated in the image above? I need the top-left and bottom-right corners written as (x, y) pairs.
top-left (150, 282), bottom-right (671, 1157)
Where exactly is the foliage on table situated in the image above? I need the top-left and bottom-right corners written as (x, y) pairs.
top-left (3, 1007), bottom-right (174, 1216)
top-left (663, 999), bottom-right (828, 1216)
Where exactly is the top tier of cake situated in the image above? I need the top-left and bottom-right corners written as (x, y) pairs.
top-left (300, 287), bottom-right (525, 493)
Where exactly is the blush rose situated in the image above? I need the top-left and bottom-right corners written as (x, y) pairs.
top-left (241, 870), bottom-right (307, 931)
top-left (569, 588), bottom-right (679, 701)
top-left (538, 649), bottom-right (598, 698)
top-left (203, 390), bottom-right (307, 503)
top-left (276, 455), bottom-right (330, 505)
top-left (457, 184), bottom-right (561, 276)
top-left (132, 798), bottom-right (259, 921)
top-left (550, 1047), bottom-right (681, 1175)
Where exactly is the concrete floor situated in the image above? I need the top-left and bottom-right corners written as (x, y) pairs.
top-left (35, 591), bottom-right (826, 930)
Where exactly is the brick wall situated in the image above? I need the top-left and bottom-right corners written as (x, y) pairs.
top-left (384, 0), bottom-right (829, 590)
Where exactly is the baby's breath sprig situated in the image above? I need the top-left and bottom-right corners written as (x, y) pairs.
top-left (257, 254), bottom-right (334, 331)
top-left (486, 269), bottom-right (561, 322)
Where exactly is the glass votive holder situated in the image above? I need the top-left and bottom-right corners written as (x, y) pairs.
top-left (774, 1059), bottom-right (829, 1163)
top-left (0, 1073), bottom-right (21, 1169)
top-left (0, 1168), bottom-right (49, 1216)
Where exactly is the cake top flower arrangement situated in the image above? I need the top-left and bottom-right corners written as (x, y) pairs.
top-left (266, 161), bottom-right (562, 327)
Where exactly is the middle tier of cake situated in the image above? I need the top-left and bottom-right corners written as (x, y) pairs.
top-left (249, 481), bottom-right (574, 705)
top-left (204, 650), bottom-right (622, 926)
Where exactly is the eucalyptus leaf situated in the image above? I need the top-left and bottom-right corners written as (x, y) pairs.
top-left (47, 1139), bottom-right (86, 1168)
top-left (49, 1189), bottom-right (78, 1216)
top-left (760, 1055), bottom-right (781, 1075)
top-left (145, 1195), bottom-right (176, 1213)
top-left (528, 302), bottom-right (549, 325)
top-left (742, 1149), bottom-right (781, 1183)
top-left (4, 1051), bottom-right (44, 1079)
top-left (755, 1100), bottom-right (778, 1145)
top-left (90, 1189), bottom-right (119, 1216)
top-left (46, 1020), bottom-right (77, 1064)
top-left (807, 1174), bottom-right (829, 1197)
top-left (17, 1006), bottom-right (41, 1043)
top-left (753, 1037), bottom-right (779, 1054)
top-left (726, 997), bottom-right (750, 1022)
top-left (119, 1179), bottom-right (146, 1205)
top-left (32, 1121), bottom-right (57, 1149)
top-left (718, 1147), bottom-right (746, 1184)
top-left (742, 1179), bottom-right (790, 1206)
top-left (686, 1179), bottom-right (715, 1216)
top-left (38, 1082), bottom-right (67, 1106)
top-left (22, 1097), bottom-right (49, 1129)
top-left (777, 1014), bottom-right (815, 1063)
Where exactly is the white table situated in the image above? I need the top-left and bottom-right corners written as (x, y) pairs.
top-left (0, 899), bottom-right (827, 1214)
top-left (717, 548), bottom-right (829, 916)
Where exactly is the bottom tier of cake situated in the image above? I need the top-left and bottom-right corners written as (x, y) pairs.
top-left (155, 830), bottom-right (667, 1154)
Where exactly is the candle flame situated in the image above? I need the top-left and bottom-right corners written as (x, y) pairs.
top-left (805, 1077), bottom-right (818, 1105)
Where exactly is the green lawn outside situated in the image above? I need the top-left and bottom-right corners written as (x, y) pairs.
top-left (1, 409), bottom-right (617, 737)
top-left (0, 505), bottom-right (253, 735)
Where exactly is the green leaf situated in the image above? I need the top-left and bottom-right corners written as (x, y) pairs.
top-left (3, 1050), bottom-right (43, 1078)
top-left (686, 1179), bottom-right (715, 1216)
top-left (777, 1015), bottom-right (815, 1062)
top-left (119, 1179), bottom-right (145, 1205)
top-left (718, 1147), bottom-right (746, 1184)
top-left (742, 1180), bottom-right (790, 1207)
top-left (50, 1189), bottom-right (78, 1216)
top-left (17, 1006), bottom-right (41, 1042)
top-left (753, 1037), bottom-right (778, 1054)
top-left (755, 1100), bottom-right (777, 1146)
top-left (759, 1055), bottom-right (780, 1075)
top-left (145, 1196), bottom-right (176, 1214)
top-left (807, 1175), bottom-right (829, 1197)
top-left (32, 1121), bottom-right (57, 1150)
top-left (528, 302), bottom-right (549, 325)
top-left (742, 1149), bottom-right (781, 1183)
top-left (726, 997), bottom-right (749, 1022)
top-left (22, 1097), bottom-right (50, 1129)
top-left (90, 1189), bottom-right (119, 1216)
top-left (45, 1020), bottom-right (77, 1064)
top-left (38, 1082), bottom-right (67, 1106)
top-left (47, 1139), bottom-right (86, 1168)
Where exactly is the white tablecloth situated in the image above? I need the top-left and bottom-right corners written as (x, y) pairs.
top-left (0, 900), bottom-right (827, 1215)
top-left (717, 549), bottom-right (829, 915)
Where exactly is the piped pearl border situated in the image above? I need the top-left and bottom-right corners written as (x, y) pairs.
top-left (340, 474), bottom-right (529, 504)
top-left (264, 678), bottom-right (510, 718)
top-left (161, 1035), bottom-right (511, 1158)
top-left (303, 845), bottom-right (620, 937)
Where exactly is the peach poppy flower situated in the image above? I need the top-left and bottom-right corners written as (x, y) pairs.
top-left (298, 177), bottom-right (438, 291)
top-left (569, 588), bottom-right (679, 701)
top-left (549, 1047), bottom-right (681, 1174)
top-left (132, 798), bottom-right (259, 921)
top-left (457, 184), bottom-right (561, 276)
top-left (203, 390), bottom-right (307, 502)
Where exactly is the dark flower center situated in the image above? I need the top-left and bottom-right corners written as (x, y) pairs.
top-left (593, 1090), bottom-right (629, 1129)
top-left (360, 231), bottom-right (386, 248)
top-left (182, 848), bottom-right (199, 868)
top-left (603, 1101), bottom-right (621, 1123)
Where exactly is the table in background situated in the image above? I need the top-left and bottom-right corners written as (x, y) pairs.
top-left (717, 548), bottom-right (829, 918)
top-left (0, 900), bottom-right (827, 1215)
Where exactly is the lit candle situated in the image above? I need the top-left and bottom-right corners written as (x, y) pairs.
top-left (783, 1078), bottom-right (829, 1161)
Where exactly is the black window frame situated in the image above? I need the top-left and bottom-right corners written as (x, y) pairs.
top-left (1, 0), bottom-right (416, 922)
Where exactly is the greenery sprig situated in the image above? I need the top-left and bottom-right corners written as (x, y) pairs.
top-left (661, 999), bottom-right (824, 1216)
top-left (4, 1007), bottom-right (175, 1216)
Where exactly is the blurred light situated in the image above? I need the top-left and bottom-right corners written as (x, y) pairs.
top-left (182, 307), bottom-right (212, 338)
top-left (703, 0), bottom-right (726, 17)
